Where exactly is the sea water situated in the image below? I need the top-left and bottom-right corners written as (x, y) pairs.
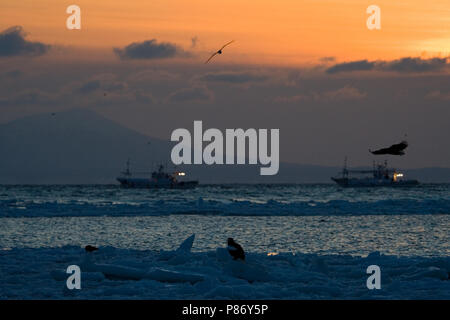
top-left (1, 184), bottom-right (449, 257)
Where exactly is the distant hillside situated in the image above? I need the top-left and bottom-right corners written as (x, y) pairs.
top-left (0, 109), bottom-right (449, 184)
top-left (0, 109), bottom-right (170, 184)
top-left (404, 167), bottom-right (450, 183)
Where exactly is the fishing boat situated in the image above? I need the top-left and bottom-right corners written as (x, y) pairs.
top-left (331, 159), bottom-right (419, 187)
top-left (117, 160), bottom-right (198, 189)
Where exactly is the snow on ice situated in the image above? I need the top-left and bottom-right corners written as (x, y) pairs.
top-left (0, 235), bottom-right (449, 299)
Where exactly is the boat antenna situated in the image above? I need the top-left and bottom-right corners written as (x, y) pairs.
top-left (122, 158), bottom-right (131, 176)
top-left (343, 156), bottom-right (348, 177)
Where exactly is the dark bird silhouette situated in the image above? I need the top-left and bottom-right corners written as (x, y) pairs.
top-left (370, 140), bottom-right (408, 156)
top-left (227, 238), bottom-right (245, 261)
top-left (85, 245), bottom-right (98, 252)
top-left (205, 40), bottom-right (235, 64)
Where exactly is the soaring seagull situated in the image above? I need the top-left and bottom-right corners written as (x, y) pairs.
top-left (205, 40), bottom-right (235, 64)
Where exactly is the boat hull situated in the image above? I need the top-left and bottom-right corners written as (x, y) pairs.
top-left (331, 177), bottom-right (419, 188)
top-left (117, 177), bottom-right (198, 189)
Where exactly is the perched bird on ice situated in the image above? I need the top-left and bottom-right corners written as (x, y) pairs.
top-left (205, 40), bottom-right (235, 64)
top-left (227, 237), bottom-right (245, 261)
top-left (85, 245), bottom-right (98, 253)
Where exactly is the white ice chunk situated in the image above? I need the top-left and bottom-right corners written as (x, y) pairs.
top-left (176, 234), bottom-right (195, 253)
top-left (145, 268), bottom-right (203, 283)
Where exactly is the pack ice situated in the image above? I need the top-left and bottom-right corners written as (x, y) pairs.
top-left (0, 235), bottom-right (449, 299)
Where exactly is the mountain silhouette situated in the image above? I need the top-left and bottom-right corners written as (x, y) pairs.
top-left (0, 109), bottom-right (170, 184)
top-left (0, 109), bottom-right (449, 184)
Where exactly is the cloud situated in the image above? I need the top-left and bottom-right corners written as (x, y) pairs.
top-left (319, 56), bottom-right (336, 63)
top-left (326, 57), bottom-right (449, 74)
top-left (191, 36), bottom-right (198, 48)
top-left (1, 70), bottom-right (22, 79)
top-left (0, 72), bottom-right (154, 108)
top-left (0, 26), bottom-right (50, 57)
top-left (319, 86), bottom-right (366, 101)
top-left (383, 57), bottom-right (448, 73)
top-left (326, 60), bottom-right (375, 74)
top-left (198, 72), bottom-right (267, 84)
top-left (127, 69), bottom-right (180, 83)
top-left (426, 90), bottom-right (450, 101)
top-left (275, 86), bottom-right (366, 103)
top-left (73, 74), bottom-right (128, 95)
top-left (64, 74), bottom-right (153, 105)
top-left (95, 89), bottom-right (154, 105)
top-left (168, 86), bottom-right (214, 103)
top-left (114, 39), bottom-right (189, 60)
top-left (283, 70), bottom-right (303, 86)
top-left (274, 94), bottom-right (308, 103)
top-left (77, 80), bottom-right (101, 94)
top-left (0, 89), bottom-right (55, 106)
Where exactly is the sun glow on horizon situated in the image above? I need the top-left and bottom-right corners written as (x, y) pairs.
top-left (1, 0), bottom-right (450, 65)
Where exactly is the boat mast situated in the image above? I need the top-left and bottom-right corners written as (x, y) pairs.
top-left (343, 156), bottom-right (348, 178)
top-left (122, 158), bottom-right (131, 176)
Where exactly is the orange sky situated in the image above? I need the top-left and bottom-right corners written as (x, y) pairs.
top-left (1, 0), bottom-right (450, 65)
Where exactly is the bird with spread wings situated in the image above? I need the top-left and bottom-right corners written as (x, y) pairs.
top-left (369, 140), bottom-right (409, 156)
top-left (205, 40), bottom-right (235, 64)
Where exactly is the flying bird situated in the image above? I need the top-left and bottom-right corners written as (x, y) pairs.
top-left (205, 40), bottom-right (235, 64)
top-left (370, 140), bottom-right (409, 156)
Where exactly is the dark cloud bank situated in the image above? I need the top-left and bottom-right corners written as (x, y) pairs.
top-left (0, 26), bottom-right (50, 57)
top-left (114, 39), bottom-right (189, 60)
top-left (168, 86), bottom-right (213, 103)
top-left (199, 72), bottom-right (267, 84)
top-left (327, 57), bottom-right (449, 74)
